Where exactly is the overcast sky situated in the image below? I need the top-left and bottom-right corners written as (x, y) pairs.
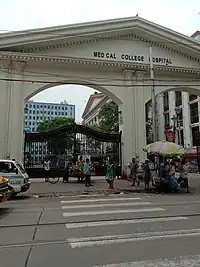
top-left (1, 0), bottom-right (200, 121)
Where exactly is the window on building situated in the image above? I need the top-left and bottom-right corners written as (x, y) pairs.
top-left (58, 106), bottom-right (60, 110)
top-left (163, 93), bottom-right (169, 112)
top-left (32, 128), bottom-right (35, 132)
top-left (29, 122), bottom-right (31, 126)
top-left (164, 113), bottom-right (170, 127)
top-left (29, 104), bottom-right (32, 108)
top-left (37, 116), bottom-right (39, 120)
top-left (29, 110), bottom-right (32, 114)
top-left (178, 109), bottom-right (183, 126)
top-left (29, 116), bottom-right (32, 120)
top-left (51, 111), bottom-right (54, 115)
top-left (33, 110), bottom-right (35, 114)
top-left (192, 126), bottom-right (200, 146)
top-left (189, 94), bottom-right (198, 102)
top-left (55, 106), bottom-right (57, 110)
top-left (37, 111), bottom-right (39, 114)
top-left (33, 105), bottom-right (35, 108)
top-left (190, 102), bottom-right (199, 124)
top-left (62, 107), bottom-right (64, 110)
top-left (179, 129), bottom-right (184, 147)
top-left (48, 111), bottom-right (50, 115)
top-left (37, 105), bottom-right (39, 108)
top-left (175, 91), bottom-right (182, 107)
top-left (25, 122), bottom-right (27, 126)
top-left (65, 107), bottom-right (68, 110)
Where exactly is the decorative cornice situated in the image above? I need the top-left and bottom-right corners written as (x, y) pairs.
top-left (0, 51), bottom-right (200, 75)
top-left (16, 33), bottom-right (200, 64)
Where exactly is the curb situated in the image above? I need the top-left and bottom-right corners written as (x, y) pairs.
top-left (28, 188), bottom-right (146, 198)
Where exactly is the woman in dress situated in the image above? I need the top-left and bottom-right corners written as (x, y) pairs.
top-left (105, 159), bottom-right (115, 189)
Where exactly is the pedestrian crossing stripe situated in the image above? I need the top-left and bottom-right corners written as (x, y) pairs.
top-left (61, 202), bottom-right (151, 209)
top-left (92, 254), bottom-right (200, 266)
top-left (68, 228), bottom-right (200, 248)
top-left (62, 207), bottom-right (164, 217)
top-left (60, 197), bottom-right (141, 204)
top-left (65, 216), bottom-right (187, 229)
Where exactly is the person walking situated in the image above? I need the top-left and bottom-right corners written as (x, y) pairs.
top-left (83, 158), bottom-right (92, 187)
top-left (179, 159), bottom-right (189, 193)
top-left (105, 159), bottom-right (115, 189)
top-left (143, 160), bottom-right (151, 190)
top-left (129, 158), bottom-right (138, 186)
top-left (44, 157), bottom-right (51, 183)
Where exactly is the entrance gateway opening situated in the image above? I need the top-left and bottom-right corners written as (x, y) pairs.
top-left (23, 85), bottom-right (122, 178)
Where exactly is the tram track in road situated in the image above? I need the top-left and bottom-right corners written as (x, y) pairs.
top-left (0, 212), bottom-right (200, 229)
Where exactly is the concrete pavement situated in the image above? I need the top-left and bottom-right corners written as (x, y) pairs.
top-left (1, 194), bottom-right (200, 266)
top-left (28, 173), bottom-right (200, 197)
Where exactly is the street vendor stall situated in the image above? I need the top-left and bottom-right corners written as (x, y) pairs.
top-left (143, 141), bottom-right (188, 193)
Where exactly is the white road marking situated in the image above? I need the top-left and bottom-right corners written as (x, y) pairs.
top-left (60, 197), bottom-right (141, 204)
top-left (62, 207), bottom-right (164, 217)
top-left (68, 228), bottom-right (200, 248)
top-left (61, 202), bottom-right (151, 209)
top-left (93, 254), bottom-right (200, 267)
top-left (65, 216), bottom-right (188, 229)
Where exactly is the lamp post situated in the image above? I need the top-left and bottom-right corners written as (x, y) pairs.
top-left (149, 45), bottom-right (157, 142)
top-left (171, 107), bottom-right (182, 145)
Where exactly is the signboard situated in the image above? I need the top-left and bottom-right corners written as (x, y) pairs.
top-left (93, 51), bottom-right (172, 65)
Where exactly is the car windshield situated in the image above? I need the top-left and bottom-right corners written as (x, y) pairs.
top-left (15, 162), bottom-right (26, 174)
top-left (0, 162), bottom-right (16, 173)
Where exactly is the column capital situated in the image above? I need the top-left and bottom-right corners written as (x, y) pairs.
top-left (133, 70), bottom-right (145, 81)
top-left (10, 60), bottom-right (26, 72)
top-left (122, 69), bottom-right (134, 80)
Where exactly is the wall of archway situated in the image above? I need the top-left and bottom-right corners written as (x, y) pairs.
top-left (23, 77), bottom-right (123, 106)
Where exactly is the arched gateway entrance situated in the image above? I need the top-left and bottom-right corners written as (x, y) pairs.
top-left (1, 16), bottom-right (200, 167)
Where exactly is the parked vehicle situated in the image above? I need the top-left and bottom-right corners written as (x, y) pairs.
top-left (0, 159), bottom-right (31, 197)
top-left (0, 176), bottom-right (10, 203)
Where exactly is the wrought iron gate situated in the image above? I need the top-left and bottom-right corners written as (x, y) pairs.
top-left (24, 124), bottom-right (121, 178)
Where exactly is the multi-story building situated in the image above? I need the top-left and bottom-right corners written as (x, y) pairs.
top-left (24, 100), bottom-right (75, 164)
top-left (24, 100), bottom-right (75, 132)
top-left (82, 92), bottom-right (110, 126)
top-left (146, 92), bottom-right (200, 151)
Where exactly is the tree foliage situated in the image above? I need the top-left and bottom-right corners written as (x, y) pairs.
top-left (37, 117), bottom-right (76, 157)
top-left (98, 101), bottom-right (119, 133)
top-left (37, 117), bottom-right (75, 132)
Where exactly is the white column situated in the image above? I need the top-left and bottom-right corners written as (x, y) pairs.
top-left (156, 93), bottom-right (165, 141)
top-left (133, 72), bottom-right (146, 161)
top-left (121, 71), bottom-right (135, 165)
top-left (6, 61), bottom-right (26, 162)
top-left (168, 91), bottom-right (176, 120)
top-left (182, 92), bottom-right (191, 148)
top-left (0, 62), bottom-right (11, 159)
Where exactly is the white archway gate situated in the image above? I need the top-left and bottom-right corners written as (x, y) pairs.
top-left (0, 16), bottom-right (200, 166)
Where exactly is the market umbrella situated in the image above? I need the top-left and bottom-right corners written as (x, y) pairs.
top-left (143, 141), bottom-right (185, 157)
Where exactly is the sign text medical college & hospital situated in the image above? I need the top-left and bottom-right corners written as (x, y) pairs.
top-left (93, 51), bottom-right (172, 65)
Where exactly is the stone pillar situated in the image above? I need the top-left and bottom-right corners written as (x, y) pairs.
top-left (157, 93), bottom-right (165, 140)
top-left (121, 71), bottom-right (135, 165)
top-left (0, 62), bottom-right (12, 159)
top-left (6, 61), bottom-right (26, 162)
top-left (182, 92), bottom-right (191, 148)
top-left (121, 70), bottom-right (146, 166)
top-left (133, 72), bottom-right (146, 161)
top-left (168, 91), bottom-right (176, 120)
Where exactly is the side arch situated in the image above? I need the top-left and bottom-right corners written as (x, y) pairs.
top-left (156, 86), bottom-right (200, 96)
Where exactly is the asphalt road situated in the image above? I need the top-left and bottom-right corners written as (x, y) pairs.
top-left (1, 193), bottom-right (200, 266)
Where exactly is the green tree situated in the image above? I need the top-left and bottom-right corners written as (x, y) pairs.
top-left (37, 117), bottom-right (76, 157)
top-left (37, 117), bottom-right (75, 132)
top-left (98, 101), bottom-right (119, 133)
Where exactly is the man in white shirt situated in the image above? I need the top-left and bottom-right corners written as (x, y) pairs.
top-left (44, 157), bottom-right (51, 182)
